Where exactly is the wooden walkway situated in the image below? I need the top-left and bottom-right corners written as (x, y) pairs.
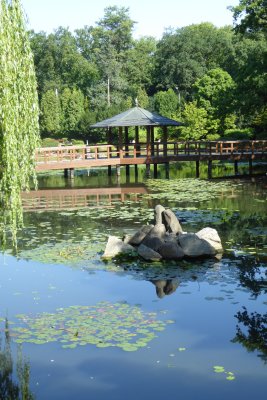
top-left (35, 140), bottom-right (267, 178)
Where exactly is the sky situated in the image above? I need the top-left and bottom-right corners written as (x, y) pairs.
top-left (21, 0), bottom-right (240, 39)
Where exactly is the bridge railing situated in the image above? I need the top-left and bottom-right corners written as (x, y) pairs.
top-left (35, 140), bottom-right (267, 164)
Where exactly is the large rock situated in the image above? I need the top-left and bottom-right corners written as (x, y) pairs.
top-left (154, 204), bottom-right (166, 225)
top-left (178, 233), bottom-right (218, 257)
top-left (141, 236), bottom-right (164, 252)
top-left (141, 223), bottom-right (166, 250)
top-left (137, 244), bottom-right (162, 261)
top-left (102, 236), bottom-right (136, 259)
top-left (158, 241), bottom-right (184, 260)
top-left (102, 206), bottom-right (223, 263)
top-left (143, 223), bottom-right (166, 239)
top-left (162, 209), bottom-right (183, 234)
top-left (196, 227), bottom-right (223, 253)
top-left (128, 225), bottom-right (154, 245)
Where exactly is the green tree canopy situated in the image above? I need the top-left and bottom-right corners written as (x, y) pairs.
top-left (179, 101), bottom-right (209, 140)
top-left (229, 0), bottom-right (267, 34)
top-left (153, 23), bottom-right (235, 98)
top-left (60, 88), bottom-right (84, 134)
top-left (194, 68), bottom-right (236, 133)
top-left (154, 89), bottom-right (179, 119)
top-left (40, 89), bottom-right (61, 136)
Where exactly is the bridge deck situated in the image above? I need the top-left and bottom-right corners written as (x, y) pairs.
top-left (35, 140), bottom-right (267, 171)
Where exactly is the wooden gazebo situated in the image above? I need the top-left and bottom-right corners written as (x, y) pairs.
top-left (90, 105), bottom-right (182, 177)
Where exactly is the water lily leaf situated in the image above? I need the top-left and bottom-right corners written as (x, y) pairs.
top-left (12, 301), bottom-right (172, 352)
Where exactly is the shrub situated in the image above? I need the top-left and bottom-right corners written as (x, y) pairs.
top-left (41, 137), bottom-right (59, 147)
top-left (71, 139), bottom-right (85, 146)
top-left (223, 128), bottom-right (254, 140)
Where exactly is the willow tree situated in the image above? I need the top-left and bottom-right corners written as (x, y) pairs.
top-left (0, 0), bottom-right (40, 245)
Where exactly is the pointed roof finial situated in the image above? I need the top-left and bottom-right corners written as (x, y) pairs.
top-left (135, 98), bottom-right (139, 107)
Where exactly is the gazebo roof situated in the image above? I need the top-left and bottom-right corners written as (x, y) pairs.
top-left (90, 106), bottom-right (182, 128)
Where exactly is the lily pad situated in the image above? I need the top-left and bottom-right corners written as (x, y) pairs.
top-left (11, 301), bottom-right (172, 352)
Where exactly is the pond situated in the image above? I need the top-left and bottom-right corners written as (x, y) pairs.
top-left (1, 163), bottom-right (266, 400)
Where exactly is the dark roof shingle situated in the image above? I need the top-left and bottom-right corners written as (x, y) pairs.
top-left (90, 106), bottom-right (182, 128)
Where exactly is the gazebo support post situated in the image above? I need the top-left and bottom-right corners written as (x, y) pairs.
top-left (107, 127), bottom-right (112, 144)
top-left (108, 165), bottom-right (112, 176)
top-left (146, 126), bottom-right (151, 157)
top-left (163, 126), bottom-right (168, 157)
top-left (125, 127), bottom-right (129, 156)
top-left (126, 165), bottom-right (130, 176)
top-left (146, 126), bottom-right (152, 177)
top-left (119, 127), bottom-right (123, 157)
top-left (151, 127), bottom-right (155, 156)
top-left (135, 127), bottom-right (140, 156)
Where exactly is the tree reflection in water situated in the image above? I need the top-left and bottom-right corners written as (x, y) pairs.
top-left (0, 319), bottom-right (35, 400)
top-left (233, 308), bottom-right (267, 364)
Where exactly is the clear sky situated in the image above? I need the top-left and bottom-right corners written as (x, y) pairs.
top-left (21, 0), bottom-right (240, 39)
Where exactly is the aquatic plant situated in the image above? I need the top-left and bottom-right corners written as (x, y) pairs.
top-left (11, 302), bottom-right (174, 352)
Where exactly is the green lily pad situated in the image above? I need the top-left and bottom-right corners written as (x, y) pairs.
top-left (11, 301), bottom-right (172, 352)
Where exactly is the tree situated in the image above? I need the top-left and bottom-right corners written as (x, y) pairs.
top-left (40, 89), bottom-right (61, 136)
top-left (153, 23), bottom-right (235, 99)
top-left (179, 101), bottom-right (209, 140)
top-left (229, 0), bottom-right (267, 34)
top-left (229, 33), bottom-right (267, 130)
top-left (194, 68), bottom-right (236, 134)
top-left (60, 88), bottom-right (84, 134)
top-left (0, 0), bottom-right (40, 245)
top-left (154, 89), bottom-right (179, 119)
top-left (124, 36), bottom-right (157, 94)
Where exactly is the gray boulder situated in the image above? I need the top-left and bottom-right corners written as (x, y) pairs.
top-left (178, 233), bottom-right (217, 257)
top-left (158, 241), bottom-right (184, 260)
top-left (141, 236), bottom-right (164, 252)
top-left (102, 236), bottom-right (136, 259)
top-left (162, 209), bottom-right (183, 234)
top-left (138, 244), bottom-right (162, 261)
top-left (144, 223), bottom-right (166, 239)
top-left (142, 223), bottom-right (166, 250)
top-left (154, 204), bottom-right (166, 225)
top-left (196, 227), bottom-right (223, 253)
top-left (128, 224), bottom-right (154, 245)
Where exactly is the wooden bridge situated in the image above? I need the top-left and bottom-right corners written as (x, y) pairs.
top-left (35, 140), bottom-right (267, 178)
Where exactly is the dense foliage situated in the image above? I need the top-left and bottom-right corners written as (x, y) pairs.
top-left (0, 0), bottom-right (40, 245)
top-left (28, 4), bottom-right (266, 143)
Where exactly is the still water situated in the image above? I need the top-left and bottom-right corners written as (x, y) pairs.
top-left (1, 163), bottom-right (266, 400)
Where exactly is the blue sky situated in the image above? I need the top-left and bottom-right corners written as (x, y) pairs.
top-left (21, 0), bottom-right (240, 38)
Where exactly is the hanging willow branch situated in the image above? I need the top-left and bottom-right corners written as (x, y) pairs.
top-left (0, 0), bottom-right (40, 246)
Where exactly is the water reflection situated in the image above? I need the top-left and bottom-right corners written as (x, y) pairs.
top-left (151, 279), bottom-right (180, 298)
top-left (0, 319), bottom-right (35, 400)
top-left (233, 308), bottom-right (267, 364)
top-left (21, 185), bottom-right (148, 211)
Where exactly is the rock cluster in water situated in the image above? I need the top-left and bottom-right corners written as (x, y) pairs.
top-left (103, 204), bottom-right (223, 261)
